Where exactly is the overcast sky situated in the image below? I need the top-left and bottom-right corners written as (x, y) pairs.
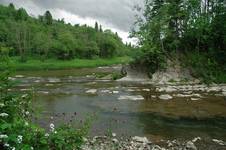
top-left (0, 0), bottom-right (142, 44)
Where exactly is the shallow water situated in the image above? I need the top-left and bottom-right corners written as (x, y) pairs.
top-left (13, 68), bottom-right (226, 145)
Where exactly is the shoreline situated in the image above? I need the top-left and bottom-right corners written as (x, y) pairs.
top-left (0, 56), bottom-right (131, 71)
top-left (81, 134), bottom-right (226, 150)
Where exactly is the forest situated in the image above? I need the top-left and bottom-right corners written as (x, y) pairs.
top-left (1, 1), bottom-right (226, 150)
top-left (0, 3), bottom-right (131, 62)
top-left (132, 0), bottom-right (226, 83)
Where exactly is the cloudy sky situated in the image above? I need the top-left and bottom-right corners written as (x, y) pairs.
top-left (0, 0), bottom-right (142, 44)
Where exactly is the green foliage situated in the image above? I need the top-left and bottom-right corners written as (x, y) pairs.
top-left (0, 65), bottom-right (90, 149)
top-left (95, 22), bottom-right (99, 32)
top-left (0, 56), bottom-right (131, 71)
top-left (183, 52), bottom-right (226, 84)
top-left (44, 11), bottom-right (53, 25)
top-left (132, 0), bottom-right (226, 83)
top-left (16, 8), bottom-right (28, 21)
top-left (0, 4), bottom-right (131, 61)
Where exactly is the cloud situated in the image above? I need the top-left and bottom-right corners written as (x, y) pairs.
top-left (0, 0), bottom-right (142, 44)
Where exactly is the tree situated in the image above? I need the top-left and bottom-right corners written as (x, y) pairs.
top-left (33, 32), bottom-right (51, 60)
top-left (16, 8), bottom-right (28, 21)
top-left (13, 22), bottom-right (30, 62)
top-left (99, 36), bottom-right (117, 58)
top-left (99, 25), bottom-right (103, 32)
top-left (8, 3), bottom-right (15, 10)
top-left (95, 22), bottom-right (99, 32)
top-left (44, 10), bottom-right (53, 25)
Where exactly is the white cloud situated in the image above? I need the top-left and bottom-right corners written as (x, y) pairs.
top-left (50, 9), bottom-right (136, 44)
top-left (0, 0), bottom-right (138, 44)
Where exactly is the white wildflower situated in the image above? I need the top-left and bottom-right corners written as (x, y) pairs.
top-left (25, 111), bottom-right (30, 116)
top-left (0, 134), bottom-right (8, 139)
top-left (17, 135), bottom-right (23, 144)
top-left (49, 123), bottom-right (55, 132)
top-left (11, 147), bottom-right (15, 150)
top-left (45, 133), bottom-right (49, 137)
top-left (54, 131), bottom-right (57, 134)
top-left (0, 113), bottom-right (9, 117)
top-left (22, 94), bottom-right (28, 98)
top-left (0, 103), bottom-right (5, 107)
top-left (4, 143), bottom-right (9, 147)
top-left (31, 147), bottom-right (34, 150)
top-left (25, 122), bottom-right (29, 126)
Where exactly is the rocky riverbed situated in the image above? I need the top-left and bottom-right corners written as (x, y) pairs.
top-left (81, 134), bottom-right (226, 150)
top-left (12, 67), bottom-right (226, 149)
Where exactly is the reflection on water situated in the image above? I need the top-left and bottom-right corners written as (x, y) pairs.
top-left (13, 68), bottom-right (226, 142)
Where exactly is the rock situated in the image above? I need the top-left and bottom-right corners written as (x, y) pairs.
top-left (34, 80), bottom-right (41, 83)
top-left (112, 133), bottom-right (116, 137)
top-left (100, 90), bottom-right (111, 93)
top-left (159, 94), bottom-right (173, 100)
top-left (86, 89), bottom-right (97, 94)
top-left (186, 141), bottom-right (197, 150)
top-left (48, 78), bottom-right (60, 83)
top-left (191, 98), bottom-right (200, 101)
top-left (45, 84), bottom-right (54, 86)
top-left (112, 138), bottom-right (118, 143)
top-left (101, 74), bottom-right (112, 80)
top-left (142, 89), bottom-right (150, 92)
top-left (15, 75), bottom-right (24, 78)
top-left (192, 137), bottom-right (201, 143)
top-left (127, 89), bottom-right (136, 92)
top-left (174, 93), bottom-right (202, 98)
top-left (212, 139), bottom-right (226, 146)
top-left (118, 95), bottom-right (144, 101)
top-left (113, 91), bottom-right (119, 94)
top-left (175, 94), bottom-right (192, 98)
top-left (151, 145), bottom-right (163, 150)
top-left (157, 87), bottom-right (177, 93)
top-left (132, 136), bottom-right (149, 143)
top-left (222, 92), bottom-right (226, 97)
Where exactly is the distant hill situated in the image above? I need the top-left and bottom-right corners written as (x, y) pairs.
top-left (0, 3), bottom-right (132, 61)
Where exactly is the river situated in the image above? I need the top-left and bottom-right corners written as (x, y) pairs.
top-left (12, 66), bottom-right (226, 147)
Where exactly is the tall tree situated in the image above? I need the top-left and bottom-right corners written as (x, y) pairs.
top-left (44, 10), bottom-right (53, 25)
top-left (16, 8), bottom-right (28, 21)
top-left (99, 25), bottom-right (103, 32)
top-left (95, 22), bottom-right (99, 32)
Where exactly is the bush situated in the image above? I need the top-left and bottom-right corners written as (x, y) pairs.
top-left (183, 51), bottom-right (226, 84)
top-left (0, 64), bottom-right (90, 149)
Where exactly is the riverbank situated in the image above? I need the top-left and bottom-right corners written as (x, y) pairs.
top-left (0, 56), bottom-right (131, 71)
top-left (81, 135), bottom-right (226, 150)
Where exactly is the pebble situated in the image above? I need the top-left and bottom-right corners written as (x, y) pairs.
top-left (132, 136), bottom-right (149, 143)
top-left (186, 141), bottom-right (197, 150)
top-left (118, 95), bottom-right (144, 101)
top-left (212, 139), bottom-right (226, 146)
top-left (113, 91), bottom-right (119, 94)
top-left (159, 94), bottom-right (173, 100)
top-left (81, 136), bottom-right (224, 150)
top-left (86, 89), bottom-right (97, 94)
top-left (112, 133), bottom-right (116, 137)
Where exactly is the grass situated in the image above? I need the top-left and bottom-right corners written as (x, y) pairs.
top-left (0, 56), bottom-right (131, 71)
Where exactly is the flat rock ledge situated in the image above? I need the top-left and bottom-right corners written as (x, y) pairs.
top-left (81, 136), bottom-right (226, 150)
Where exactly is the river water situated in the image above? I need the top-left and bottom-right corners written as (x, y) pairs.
top-left (13, 66), bottom-right (226, 145)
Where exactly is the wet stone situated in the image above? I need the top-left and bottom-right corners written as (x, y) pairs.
top-left (159, 94), bottom-right (173, 100)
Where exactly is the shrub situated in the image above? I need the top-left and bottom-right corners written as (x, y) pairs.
top-left (0, 64), bottom-right (90, 149)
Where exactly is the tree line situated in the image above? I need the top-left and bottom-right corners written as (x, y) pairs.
top-left (132, 0), bottom-right (226, 82)
top-left (0, 3), bottom-right (131, 62)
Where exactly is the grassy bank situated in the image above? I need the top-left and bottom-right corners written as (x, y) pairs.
top-left (0, 56), bottom-right (131, 71)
